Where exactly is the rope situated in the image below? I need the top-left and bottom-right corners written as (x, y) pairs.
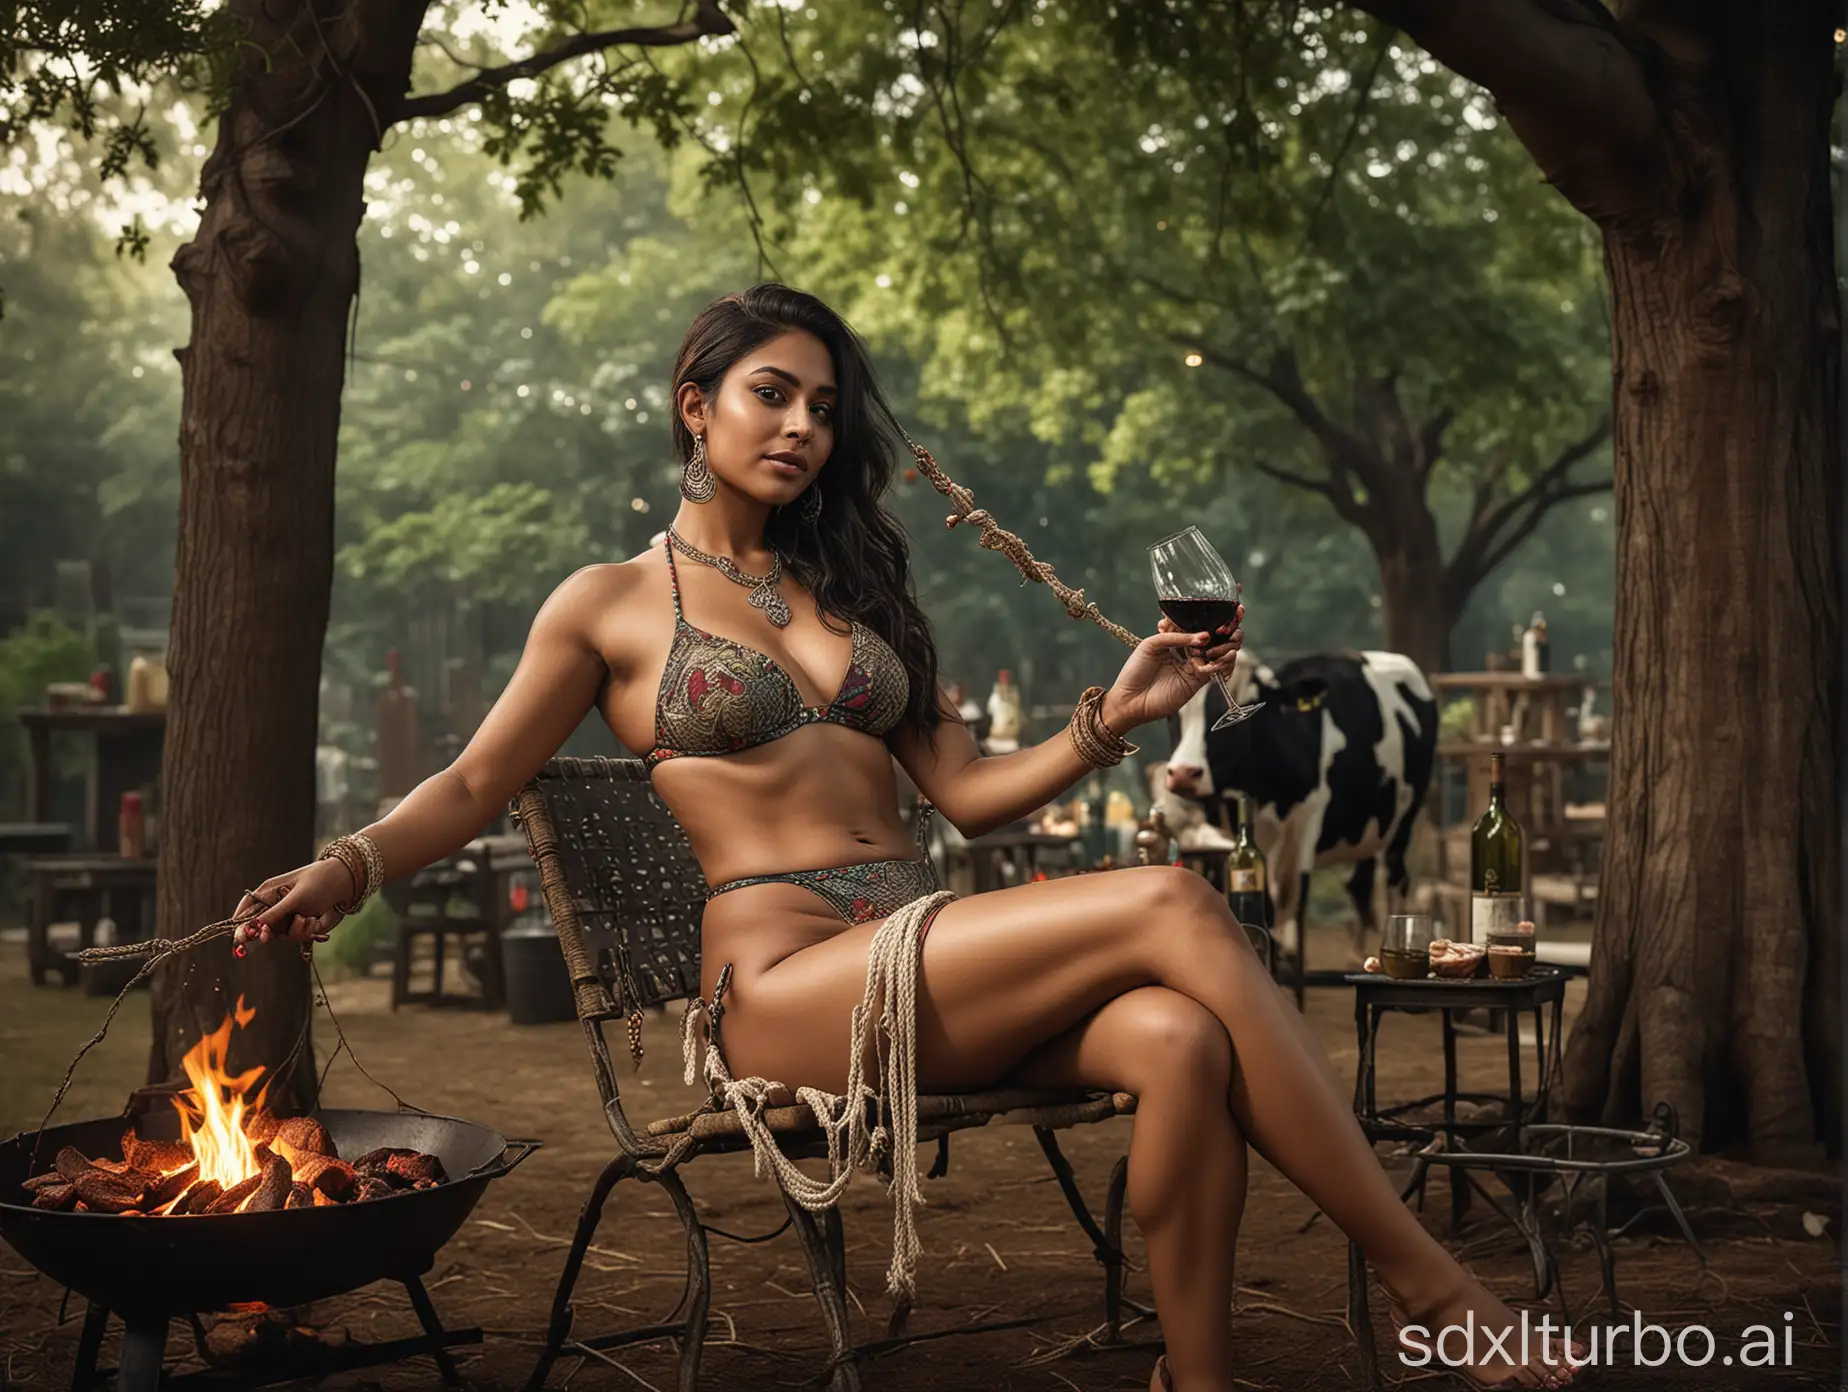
top-left (33, 911), bottom-right (421, 1164)
top-left (72, 913), bottom-right (247, 963)
top-left (901, 435), bottom-right (1142, 650)
top-left (33, 913), bottom-right (257, 1146)
top-left (309, 955), bottom-right (426, 1115)
top-left (680, 889), bottom-right (954, 1307)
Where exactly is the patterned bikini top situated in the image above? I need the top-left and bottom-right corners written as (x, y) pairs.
top-left (645, 541), bottom-right (911, 770)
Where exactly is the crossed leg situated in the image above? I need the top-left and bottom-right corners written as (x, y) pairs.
top-left (713, 865), bottom-right (1572, 1390)
top-left (1013, 988), bottom-right (1248, 1383)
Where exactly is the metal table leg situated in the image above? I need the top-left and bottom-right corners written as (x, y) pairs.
top-left (1442, 1010), bottom-right (1469, 1230)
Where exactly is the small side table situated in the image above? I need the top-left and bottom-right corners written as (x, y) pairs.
top-left (1342, 968), bottom-right (1702, 1390)
top-left (1345, 967), bottom-right (1566, 1390)
top-left (1351, 966), bottom-right (1569, 1209)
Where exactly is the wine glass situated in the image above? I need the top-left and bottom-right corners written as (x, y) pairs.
top-left (1148, 526), bottom-right (1262, 730)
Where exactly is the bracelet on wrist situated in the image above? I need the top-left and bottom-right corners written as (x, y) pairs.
top-left (1068, 686), bottom-right (1140, 769)
top-left (337, 844), bottom-right (366, 895)
top-left (318, 832), bottom-right (384, 914)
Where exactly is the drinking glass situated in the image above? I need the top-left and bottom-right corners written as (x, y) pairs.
top-left (1486, 915), bottom-right (1538, 979)
top-left (1148, 526), bottom-right (1261, 730)
top-left (1381, 913), bottom-right (1435, 980)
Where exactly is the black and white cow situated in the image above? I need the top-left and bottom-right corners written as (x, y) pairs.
top-left (1155, 648), bottom-right (1438, 954)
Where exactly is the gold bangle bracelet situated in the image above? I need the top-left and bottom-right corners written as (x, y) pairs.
top-left (1068, 686), bottom-right (1139, 768)
top-left (319, 842), bottom-right (364, 913)
top-left (319, 832), bottom-right (384, 914)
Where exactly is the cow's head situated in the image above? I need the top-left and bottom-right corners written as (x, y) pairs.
top-left (1162, 650), bottom-right (1326, 802)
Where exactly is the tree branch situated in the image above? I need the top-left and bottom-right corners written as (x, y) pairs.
top-left (1463, 450), bottom-right (1514, 535)
top-left (1171, 334), bottom-right (1392, 527)
top-left (1415, 404), bottom-right (1455, 482)
top-left (1341, 0), bottom-right (1665, 224)
top-left (1267, 349), bottom-right (1401, 500)
top-left (1474, 416), bottom-right (1610, 547)
top-left (1132, 268), bottom-right (1250, 328)
top-left (1250, 458), bottom-right (1331, 496)
top-left (1447, 416), bottom-right (1612, 594)
top-left (1251, 458), bottom-right (1370, 528)
top-left (391, 0), bottom-right (734, 124)
top-left (1169, 333), bottom-right (1270, 392)
top-left (1305, 26), bottom-right (1395, 238)
top-left (1473, 477), bottom-right (1611, 581)
top-left (1174, 337), bottom-right (1364, 463)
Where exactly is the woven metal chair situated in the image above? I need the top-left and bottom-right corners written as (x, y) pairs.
top-left (510, 756), bottom-right (1143, 1392)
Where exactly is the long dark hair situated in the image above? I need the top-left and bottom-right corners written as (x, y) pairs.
top-left (670, 284), bottom-right (944, 736)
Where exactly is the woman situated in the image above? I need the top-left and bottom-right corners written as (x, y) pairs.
top-left (239, 285), bottom-right (1574, 1390)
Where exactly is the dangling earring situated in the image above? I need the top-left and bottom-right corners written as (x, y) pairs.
top-left (802, 483), bottom-right (823, 523)
top-left (680, 434), bottom-right (715, 503)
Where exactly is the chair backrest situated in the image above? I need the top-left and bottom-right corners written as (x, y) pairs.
top-left (510, 756), bottom-right (707, 1023)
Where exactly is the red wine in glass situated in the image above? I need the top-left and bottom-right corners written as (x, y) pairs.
top-left (1158, 596), bottom-right (1241, 636)
top-left (1148, 526), bottom-right (1262, 730)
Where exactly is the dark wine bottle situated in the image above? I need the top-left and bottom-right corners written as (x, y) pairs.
top-left (1225, 794), bottom-right (1270, 930)
top-left (1469, 752), bottom-right (1524, 943)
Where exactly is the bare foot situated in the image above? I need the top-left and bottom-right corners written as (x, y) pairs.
top-left (1384, 1275), bottom-right (1584, 1388)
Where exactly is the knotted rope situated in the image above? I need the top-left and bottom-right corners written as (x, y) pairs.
top-left (680, 889), bottom-right (954, 1307)
top-left (73, 914), bottom-right (246, 964)
top-left (902, 435), bottom-right (1142, 650)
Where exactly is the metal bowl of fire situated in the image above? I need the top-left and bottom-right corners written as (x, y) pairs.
top-left (0, 999), bottom-right (536, 1385)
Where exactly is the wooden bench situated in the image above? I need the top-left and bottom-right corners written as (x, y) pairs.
top-left (25, 855), bottom-right (156, 988)
top-left (509, 756), bottom-right (1142, 1392)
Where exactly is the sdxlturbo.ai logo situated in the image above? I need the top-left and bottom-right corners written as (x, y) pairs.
top-left (1397, 1309), bottom-right (1798, 1370)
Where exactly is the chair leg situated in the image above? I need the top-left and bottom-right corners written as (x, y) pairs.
top-left (524, 1153), bottom-right (638, 1392)
top-left (781, 1192), bottom-right (861, 1392)
top-left (391, 926), bottom-right (412, 1011)
top-left (1031, 1127), bottom-right (1130, 1343)
top-left (822, 1205), bottom-right (849, 1302)
top-left (1104, 1153), bottom-right (1131, 1341)
top-left (432, 925), bottom-right (449, 1003)
top-left (654, 1166), bottom-right (715, 1392)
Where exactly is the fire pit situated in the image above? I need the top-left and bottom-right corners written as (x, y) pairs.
top-left (0, 1003), bottom-right (536, 1390)
top-left (19, 1002), bottom-right (462, 1220)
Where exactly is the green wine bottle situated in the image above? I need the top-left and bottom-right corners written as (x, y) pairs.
top-left (1469, 752), bottom-right (1524, 943)
top-left (1225, 794), bottom-right (1270, 930)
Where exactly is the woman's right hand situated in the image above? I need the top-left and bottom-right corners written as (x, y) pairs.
top-left (233, 857), bottom-right (359, 947)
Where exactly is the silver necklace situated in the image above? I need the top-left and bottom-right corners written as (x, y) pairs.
top-left (667, 526), bottom-right (792, 628)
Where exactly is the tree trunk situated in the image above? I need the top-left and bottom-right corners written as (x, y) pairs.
top-left (1560, 26), bottom-right (1841, 1156)
top-left (1375, 539), bottom-right (1454, 675)
top-left (147, 1), bottom-right (428, 1111)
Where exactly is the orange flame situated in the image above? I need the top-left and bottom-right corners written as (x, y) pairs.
top-left (173, 995), bottom-right (268, 1194)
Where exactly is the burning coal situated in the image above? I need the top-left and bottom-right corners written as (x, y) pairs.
top-left (18, 998), bottom-right (445, 1216)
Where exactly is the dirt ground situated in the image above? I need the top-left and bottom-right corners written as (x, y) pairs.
top-left (0, 929), bottom-right (1838, 1392)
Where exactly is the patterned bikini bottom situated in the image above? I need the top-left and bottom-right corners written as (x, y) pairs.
top-left (706, 855), bottom-right (942, 926)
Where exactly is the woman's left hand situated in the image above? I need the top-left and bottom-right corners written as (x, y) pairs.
top-left (1099, 598), bottom-right (1244, 735)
